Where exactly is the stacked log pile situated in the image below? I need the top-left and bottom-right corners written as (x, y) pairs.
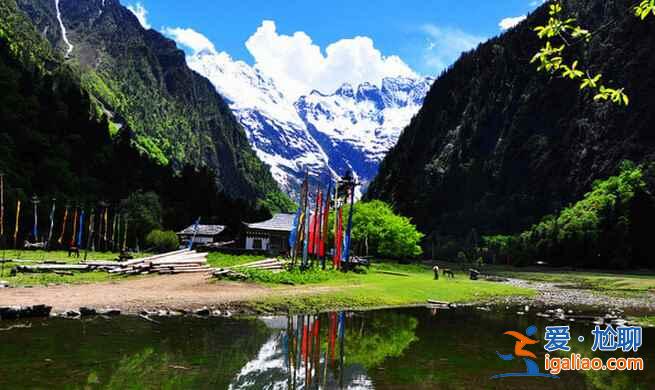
top-left (11, 249), bottom-right (210, 276)
top-left (96, 249), bottom-right (211, 275)
top-left (212, 258), bottom-right (287, 280)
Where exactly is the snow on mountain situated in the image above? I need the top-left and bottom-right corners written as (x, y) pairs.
top-left (188, 50), bottom-right (432, 197)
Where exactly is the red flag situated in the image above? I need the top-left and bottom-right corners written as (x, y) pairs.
top-left (308, 187), bottom-right (319, 255)
top-left (314, 191), bottom-right (322, 255)
top-left (320, 190), bottom-right (330, 257)
top-left (334, 208), bottom-right (343, 268)
top-left (308, 213), bottom-right (316, 255)
top-left (302, 323), bottom-right (309, 361)
top-left (329, 312), bottom-right (337, 363)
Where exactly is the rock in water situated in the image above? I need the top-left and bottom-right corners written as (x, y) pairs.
top-left (79, 307), bottom-right (97, 317)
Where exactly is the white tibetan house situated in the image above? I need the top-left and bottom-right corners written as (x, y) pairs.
top-left (244, 213), bottom-right (295, 254)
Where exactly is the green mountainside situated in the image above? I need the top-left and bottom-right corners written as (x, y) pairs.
top-left (0, 0), bottom-right (285, 242)
top-left (366, 0), bottom-right (655, 267)
top-left (12, 0), bottom-right (290, 209)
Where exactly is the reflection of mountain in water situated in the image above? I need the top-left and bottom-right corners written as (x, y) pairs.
top-left (229, 313), bottom-right (417, 389)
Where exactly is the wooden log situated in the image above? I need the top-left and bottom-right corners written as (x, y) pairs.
top-left (375, 270), bottom-right (410, 277)
top-left (151, 256), bottom-right (208, 265)
top-left (230, 258), bottom-right (280, 268)
top-left (152, 253), bottom-right (207, 263)
top-left (250, 264), bottom-right (284, 270)
top-left (152, 264), bottom-right (206, 270)
top-left (82, 261), bottom-right (121, 267)
top-left (120, 249), bottom-right (196, 266)
top-left (14, 264), bottom-right (90, 272)
top-left (161, 268), bottom-right (212, 274)
top-left (427, 299), bottom-right (450, 305)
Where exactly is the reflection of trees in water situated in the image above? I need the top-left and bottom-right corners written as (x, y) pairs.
top-left (228, 311), bottom-right (418, 389)
top-left (101, 348), bottom-right (197, 389)
top-left (98, 318), bottom-right (271, 389)
top-left (45, 317), bottom-right (270, 389)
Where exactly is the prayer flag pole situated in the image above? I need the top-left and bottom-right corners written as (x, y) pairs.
top-left (58, 205), bottom-right (69, 245)
top-left (46, 198), bottom-right (56, 251)
top-left (84, 210), bottom-right (95, 261)
top-left (13, 199), bottom-right (21, 249)
top-left (30, 194), bottom-right (40, 242)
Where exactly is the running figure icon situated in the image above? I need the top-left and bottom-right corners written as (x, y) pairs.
top-left (491, 325), bottom-right (559, 379)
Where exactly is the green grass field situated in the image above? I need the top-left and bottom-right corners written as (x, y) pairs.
top-left (249, 262), bottom-right (534, 313)
top-left (3, 250), bottom-right (653, 317)
top-left (0, 250), bottom-right (149, 287)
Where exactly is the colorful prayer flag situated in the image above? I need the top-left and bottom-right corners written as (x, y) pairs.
top-left (77, 210), bottom-right (85, 247)
top-left (320, 185), bottom-right (331, 259)
top-left (13, 200), bottom-right (20, 247)
top-left (343, 187), bottom-right (355, 263)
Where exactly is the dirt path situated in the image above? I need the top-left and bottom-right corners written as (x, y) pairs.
top-left (0, 274), bottom-right (335, 314)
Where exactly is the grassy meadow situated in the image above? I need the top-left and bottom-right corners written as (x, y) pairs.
top-left (0, 249), bottom-right (148, 287)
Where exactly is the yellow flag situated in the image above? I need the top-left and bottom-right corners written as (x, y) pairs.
top-left (58, 207), bottom-right (68, 244)
top-left (13, 200), bottom-right (21, 245)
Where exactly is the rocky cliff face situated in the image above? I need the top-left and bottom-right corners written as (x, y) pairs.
top-left (16, 0), bottom-right (285, 204)
top-left (366, 0), bottom-right (655, 236)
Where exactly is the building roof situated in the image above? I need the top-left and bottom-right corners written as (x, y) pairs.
top-left (177, 224), bottom-right (226, 236)
top-left (245, 213), bottom-right (295, 232)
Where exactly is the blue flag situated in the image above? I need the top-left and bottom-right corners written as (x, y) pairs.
top-left (188, 217), bottom-right (201, 249)
top-left (77, 210), bottom-right (85, 247)
top-left (288, 206), bottom-right (301, 251)
top-left (343, 187), bottom-right (355, 263)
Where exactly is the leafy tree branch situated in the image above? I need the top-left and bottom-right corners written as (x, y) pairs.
top-left (532, 2), bottom-right (630, 105)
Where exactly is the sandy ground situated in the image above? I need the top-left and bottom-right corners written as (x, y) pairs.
top-left (0, 274), bottom-right (333, 314)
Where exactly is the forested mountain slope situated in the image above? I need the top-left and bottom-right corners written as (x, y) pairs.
top-left (12, 0), bottom-right (288, 207)
top-left (0, 0), bottom-right (273, 237)
top-left (367, 0), bottom-right (655, 241)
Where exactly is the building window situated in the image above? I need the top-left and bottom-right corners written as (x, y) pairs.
top-left (253, 239), bottom-right (262, 250)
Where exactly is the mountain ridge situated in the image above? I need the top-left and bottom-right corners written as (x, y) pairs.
top-left (14, 0), bottom-right (290, 209)
top-left (366, 0), bottom-right (655, 239)
top-left (187, 48), bottom-right (433, 196)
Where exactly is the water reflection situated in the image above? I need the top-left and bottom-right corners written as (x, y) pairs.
top-left (230, 312), bottom-right (418, 389)
top-left (0, 307), bottom-right (652, 389)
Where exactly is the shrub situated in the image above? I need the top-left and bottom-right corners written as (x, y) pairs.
top-left (145, 230), bottom-right (179, 253)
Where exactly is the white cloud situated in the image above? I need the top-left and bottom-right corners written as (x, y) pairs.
top-left (164, 20), bottom-right (418, 99)
top-left (529, 0), bottom-right (547, 7)
top-left (162, 27), bottom-right (216, 55)
top-left (244, 20), bottom-right (417, 99)
top-left (499, 15), bottom-right (527, 30)
top-left (420, 24), bottom-right (485, 74)
top-left (126, 2), bottom-right (150, 29)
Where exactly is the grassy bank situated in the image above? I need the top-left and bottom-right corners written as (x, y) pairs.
top-left (245, 262), bottom-right (534, 313)
top-left (0, 250), bottom-right (148, 287)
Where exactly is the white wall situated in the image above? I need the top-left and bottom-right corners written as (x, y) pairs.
top-left (246, 236), bottom-right (270, 250)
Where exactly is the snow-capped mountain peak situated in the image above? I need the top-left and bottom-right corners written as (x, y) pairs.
top-left (188, 50), bottom-right (432, 197)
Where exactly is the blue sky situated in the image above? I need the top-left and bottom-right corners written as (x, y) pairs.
top-left (124, 0), bottom-right (545, 96)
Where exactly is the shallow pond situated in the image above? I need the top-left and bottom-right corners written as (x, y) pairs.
top-left (0, 306), bottom-right (652, 389)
